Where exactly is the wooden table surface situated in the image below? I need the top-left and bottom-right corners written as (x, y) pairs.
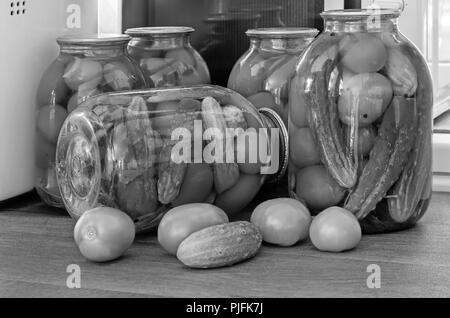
top-left (0, 191), bottom-right (449, 298)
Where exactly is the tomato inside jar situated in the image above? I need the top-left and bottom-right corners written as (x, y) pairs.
top-left (228, 28), bottom-right (319, 125)
top-left (126, 27), bottom-right (211, 88)
top-left (35, 35), bottom-right (146, 208)
top-left (56, 86), bottom-right (288, 233)
top-left (288, 9), bottom-right (433, 234)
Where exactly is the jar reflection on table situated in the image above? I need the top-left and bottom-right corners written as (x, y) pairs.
top-left (35, 34), bottom-right (146, 208)
top-left (56, 86), bottom-right (288, 233)
top-left (228, 27), bottom-right (319, 124)
top-left (126, 27), bottom-right (211, 88)
top-left (288, 9), bottom-right (433, 234)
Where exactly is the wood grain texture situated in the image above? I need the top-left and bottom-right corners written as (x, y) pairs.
top-left (0, 192), bottom-right (450, 298)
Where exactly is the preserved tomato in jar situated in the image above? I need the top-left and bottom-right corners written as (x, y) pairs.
top-left (35, 34), bottom-right (146, 207)
top-left (126, 27), bottom-right (210, 88)
top-left (288, 9), bottom-right (433, 233)
top-left (56, 86), bottom-right (288, 233)
top-left (228, 28), bottom-right (318, 124)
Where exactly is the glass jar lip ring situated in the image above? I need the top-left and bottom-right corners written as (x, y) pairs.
top-left (125, 26), bottom-right (195, 37)
top-left (57, 34), bottom-right (131, 46)
top-left (246, 27), bottom-right (319, 38)
top-left (321, 9), bottom-right (401, 19)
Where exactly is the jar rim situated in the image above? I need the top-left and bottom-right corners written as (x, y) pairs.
top-left (125, 26), bottom-right (195, 37)
top-left (57, 34), bottom-right (131, 46)
top-left (246, 27), bottom-right (319, 38)
top-left (321, 9), bottom-right (401, 19)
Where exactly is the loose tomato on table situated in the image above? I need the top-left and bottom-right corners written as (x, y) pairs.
top-left (251, 198), bottom-right (312, 247)
top-left (74, 207), bottom-right (135, 263)
top-left (158, 204), bottom-right (229, 255)
top-left (309, 207), bottom-right (362, 253)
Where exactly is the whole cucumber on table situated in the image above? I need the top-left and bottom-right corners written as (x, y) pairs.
top-left (177, 221), bottom-right (262, 269)
top-left (345, 96), bottom-right (418, 220)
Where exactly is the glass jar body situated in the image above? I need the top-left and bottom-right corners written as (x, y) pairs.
top-left (35, 37), bottom-right (146, 207)
top-left (288, 11), bottom-right (433, 234)
top-left (127, 28), bottom-right (211, 88)
top-left (228, 29), bottom-right (318, 124)
top-left (56, 86), bottom-right (285, 232)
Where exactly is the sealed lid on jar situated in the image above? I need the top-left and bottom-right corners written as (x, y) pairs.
top-left (246, 27), bottom-right (319, 39)
top-left (57, 34), bottom-right (131, 46)
top-left (125, 27), bottom-right (195, 38)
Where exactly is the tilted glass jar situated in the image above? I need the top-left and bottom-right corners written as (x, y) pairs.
top-left (288, 9), bottom-right (433, 233)
top-left (35, 34), bottom-right (146, 208)
top-left (126, 27), bottom-right (211, 88)
top-left (228, 28), bottom-right (319, 124)
top-left (56, 86), bottom-right (288, 233)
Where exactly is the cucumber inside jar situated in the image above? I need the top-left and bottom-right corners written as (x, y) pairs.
top-left (288, 10), bottom-right (433, 233)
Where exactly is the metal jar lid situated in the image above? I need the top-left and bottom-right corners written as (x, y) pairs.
top-left (125, 27), bottom-right (195, 37)
top-left (57, 34), bottom-right (131, 46)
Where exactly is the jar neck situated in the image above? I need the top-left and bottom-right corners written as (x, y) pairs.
top-left (129, 35), bottom-right (191, 49)
top-left (59, 43), bottom-right (128, 57)
top-left (324, 16), bottom-right (399, 33)
top-left (250, 37), bottom-right (314, 53)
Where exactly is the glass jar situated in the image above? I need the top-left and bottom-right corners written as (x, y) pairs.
top-left (199, 12), bottom-right (261, 86)
top-left (35, 34), bottom-right (146, 208)
top-left (228, 28), bottom-right (319, 124)
top-left (288, 9), bottom-right (433, 233)
top-left (126, 27), bottom-right (210, 88)
top-left (55, 86), bottom-right (288, 233)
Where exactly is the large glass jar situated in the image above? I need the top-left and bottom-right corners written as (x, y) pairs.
top-left (56, 86), bottom-right (288, 233)
top-left (288, 9), bottom-right (433, 234)
top-left (35, 34), bottom-right (146, 208)
top-left (228, 28), bottom-right (319, 124)
top-left (126, 27), bottom-right (210, 88)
